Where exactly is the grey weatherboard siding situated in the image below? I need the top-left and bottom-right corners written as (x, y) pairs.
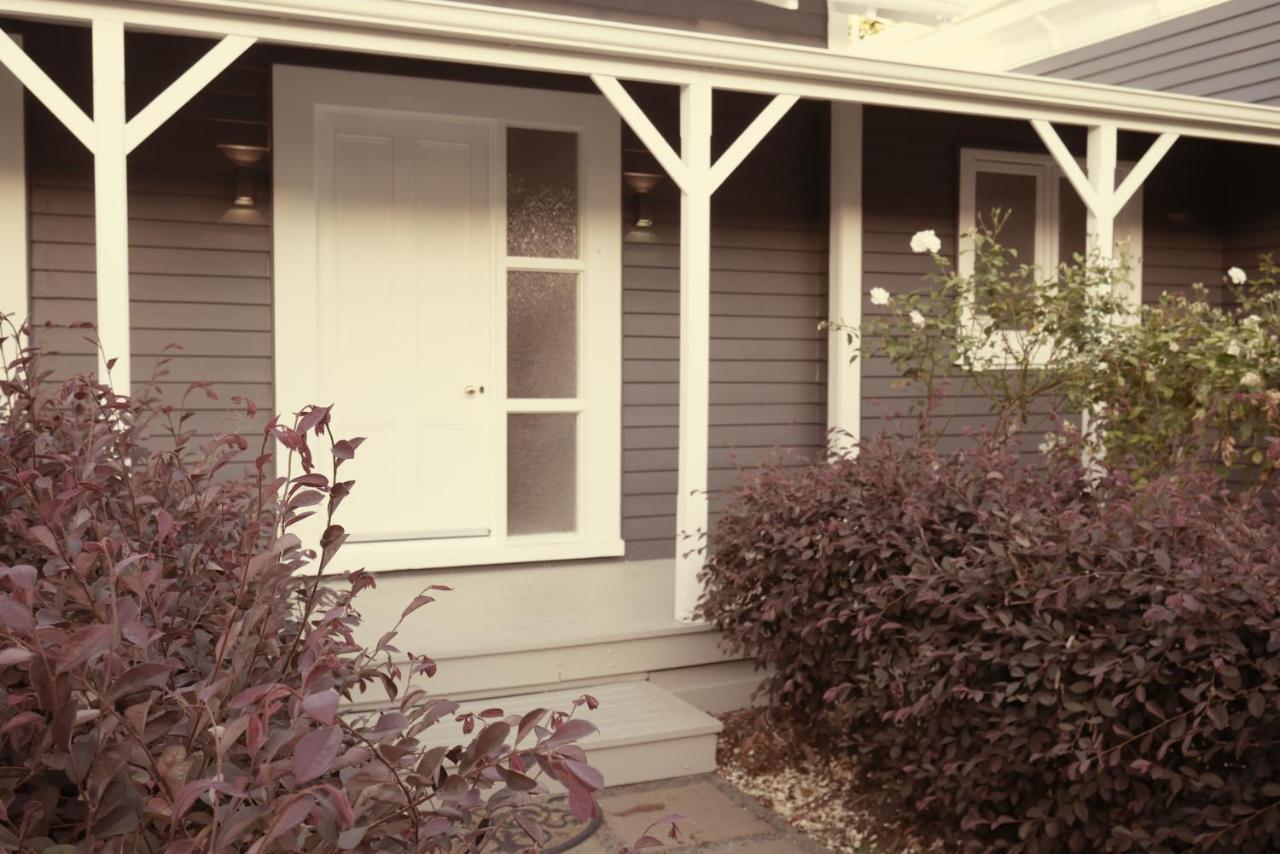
top-left (13, 25), bottom-right (830, 562)
top-left (13, 22), bottom-right (1277, 562)
top-left (1019, 0), bottom-right (1280, 106)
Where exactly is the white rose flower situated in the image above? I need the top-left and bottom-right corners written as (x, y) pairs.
top-left (1241, 371), bottom-right (1265, 389)
top-left (869, 287), bottom-right (891, 306)
top-left (1243, 315), bottom-right (1262, 329)
top-left (910, 229), bottom-right (942, 255)
top-left (909, 310), bottom-right (926, 328)
top-left (1168, 340), bottom-right (1180, 353)
top-left (1227, 266), bottom-right (1248, 285)
top-left (1226, 340), bottom-right (1242, 357)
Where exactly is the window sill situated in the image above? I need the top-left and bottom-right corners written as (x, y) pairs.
top-left (958, 325), bottom-right (1055, 371)
top-left (307, 536), bottom-right (628, 574)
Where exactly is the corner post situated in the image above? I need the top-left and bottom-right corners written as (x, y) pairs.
top-left (1086, 123), bottom-right (1118, 263)
top-left (828, 102), bottom-right (863, 455)
top-left (92, 18), bottom-right (130, 393)
top-left (674, 81), bottom-right (713, 623)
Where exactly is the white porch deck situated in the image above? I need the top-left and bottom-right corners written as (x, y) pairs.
top-left (352, 558), bottom-right (751, 701)
top-left (351, 559), bottom-right (753, 785)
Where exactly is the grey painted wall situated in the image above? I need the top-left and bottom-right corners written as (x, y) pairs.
top-left (15, 27), bottom-right (830, 561)
top-left (859, 107), bottom-right (1239, 447)
top-left (1019, 0), bottom-right (1280, 106)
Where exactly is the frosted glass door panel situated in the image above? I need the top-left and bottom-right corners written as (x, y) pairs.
top-left (507, 127), bottom-right (579, 259)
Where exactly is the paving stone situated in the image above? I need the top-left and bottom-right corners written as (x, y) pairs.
top-left (723, 839), bottom-right (816, 853)
top-left (599, 780), bottom-right (774, 849)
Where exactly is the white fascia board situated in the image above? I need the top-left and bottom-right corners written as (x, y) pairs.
top-left (4, 0), bottom-right (1280, 145)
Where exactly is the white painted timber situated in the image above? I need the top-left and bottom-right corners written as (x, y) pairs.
top-left (674, 82), bottom-right (713, 624)
top-left (91, 18), bottom-right (131, 391)
top-left (416, 681), bottom-right (722, 788)
top-left (1086, 123), bottom-right (1119, 257)
top-left (828, 101), bottom-right (862, 453)
top-left (274, 66), bottom-right (622, 572)
top-left (0, 28), bottom-right (94, 150)
top-left (1030, 120), bottom-right (1102, 214)
top-left (4, 0), bottom-right (1280, 146)
top-left (649, 660), bottom-right (769, 715)
top-left (0, 34), bottom-right (25, 332)
top-left (707, 93), bottom-right (800, 193)
top-left (1114, 132), bottom-right (1178, 213)
top-left (123, 34), bottom-right (255, 153)
top-left (346, 558), bottom-right (732, 698)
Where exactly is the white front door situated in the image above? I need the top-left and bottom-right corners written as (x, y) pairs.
top-left (274, 66), bottom-right (623, 573)
top-left (315, 111), bottom-right (495, 543)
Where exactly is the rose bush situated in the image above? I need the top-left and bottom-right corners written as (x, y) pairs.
top-left (828, 216), bottom-right (1131, 443)
top-left (0, 319), bottom-right (644, 852)
top-left (1064, 260), bottom-right (1280, 492)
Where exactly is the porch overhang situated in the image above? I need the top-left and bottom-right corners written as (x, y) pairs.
top-left (4, 0), bottom-right (1280, 145)
top-left (3, 0), bottom-right (1278, 624)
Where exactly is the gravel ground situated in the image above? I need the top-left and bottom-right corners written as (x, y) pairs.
top-left (716, 709), bottom-right (945, 854)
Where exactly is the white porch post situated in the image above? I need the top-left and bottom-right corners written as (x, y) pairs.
top-left (1085, 123), bottom-right (1118, 263)
top-left (592, 75), bottom-right (798, 621)
top-left (92, 18), bottom-right (130, 391)
top-left (828, 102), bottom-right (863, 455)
top-left (0, 36), bottom-right (26, 336)
top-left (675, 82), bottom-right (713, 622)
top-left (0, 21), bottom-right (254, 395)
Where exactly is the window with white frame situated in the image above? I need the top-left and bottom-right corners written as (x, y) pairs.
top-left (958, 148), bottom-right (1143, 353)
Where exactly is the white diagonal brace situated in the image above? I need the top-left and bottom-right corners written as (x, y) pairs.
top-left (1031, 118), bottom-right (1102, 216)
top-left (708, 93), bottom-right (799, 193)
top-left (1113, 132), bottom-right (1178, 213)
top-left (591, 73), bottom-right (689, 193)
top-left (0, 27), bottom-right (95, 151)
top-left (124, 34), bottom-right (255, 153)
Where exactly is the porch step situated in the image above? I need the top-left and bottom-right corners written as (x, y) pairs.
top-left (352, 559), bottom-right (738, 701)
top-left (421, 680), bottom-right (723, 787)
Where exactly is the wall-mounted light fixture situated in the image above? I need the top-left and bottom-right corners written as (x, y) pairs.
top-left (623, 171), bottom-right (663, 229)
top-left (216, 143), bottom-right (268, 208)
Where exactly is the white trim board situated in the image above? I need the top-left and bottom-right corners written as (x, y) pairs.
top-left (0, 34), bottom-right (26, 329)
top-left (956, 146), bottom-right (1144, 366)
top-left (6, 0), bottom-right (1280, 146)
top-left (273, 65), bottom-right (622, 573)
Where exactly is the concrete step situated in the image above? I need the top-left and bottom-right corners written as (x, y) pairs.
top-left (421, 680), bottom-right (723, 787)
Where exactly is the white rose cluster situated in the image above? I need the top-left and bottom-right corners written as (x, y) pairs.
top-left (910, 229), bottom-right (942, 255)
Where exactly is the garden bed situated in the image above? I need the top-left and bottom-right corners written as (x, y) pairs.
top-left (716, 709), bottom-right (944, 854)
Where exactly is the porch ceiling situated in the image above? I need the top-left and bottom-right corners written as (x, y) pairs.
top-left (4, 0), bottom-right (1280, 145)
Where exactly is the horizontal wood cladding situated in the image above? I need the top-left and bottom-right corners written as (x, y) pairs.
top-left (20, 25), bottom-right (275, 444)
top-left (621, 96), bottom-right (830, 560)
top-left (1019, 0), bottom-right (1280, 106)
top-left (859, 107), bottom-right (1233, 445)
top-left (14, 23), bottom-right (829, 563)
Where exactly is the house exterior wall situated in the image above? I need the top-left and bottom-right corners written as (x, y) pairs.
top-left (859, 107), bottom-right (1235, 445)
top-left (1018, 0), bottom-right (1280, 106)
top-left (451, 0), bottom-right (828, 46)
top-left (14, 25), bottom-right (829, 562)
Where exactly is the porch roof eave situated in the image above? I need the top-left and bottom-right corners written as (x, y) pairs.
top-left (5, 0), bottom-right (1280, 147)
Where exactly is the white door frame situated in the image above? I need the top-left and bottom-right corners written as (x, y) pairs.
top-left (273, 65), bottom-right (623, 573)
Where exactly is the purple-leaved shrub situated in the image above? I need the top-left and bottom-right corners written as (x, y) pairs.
top-left (0, 321), bottom-right (617, 852)
top-left (701, 434), bottom-right (1280, 852)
